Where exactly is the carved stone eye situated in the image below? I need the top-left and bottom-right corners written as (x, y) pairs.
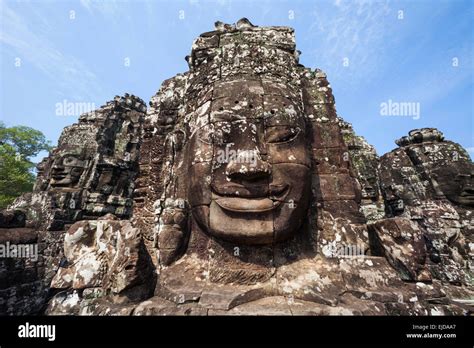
top-left (70, 168), bottom-right (83, 176)
top-left (266, 126), bottom-right (300, 144)
top-left (63, 156), bottom-right (77, 166)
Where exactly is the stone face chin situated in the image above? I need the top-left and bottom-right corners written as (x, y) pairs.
top-left (1, 19), bottom-right (473, 316)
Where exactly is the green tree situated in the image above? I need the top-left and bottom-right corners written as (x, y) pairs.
top-left (0, 122), bottom-right (52, 208)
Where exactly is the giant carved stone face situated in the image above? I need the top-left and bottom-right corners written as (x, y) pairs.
top-left (187, 79), bottom-right (311, 245)
top-left (49, 149), bottom-right (88, 188)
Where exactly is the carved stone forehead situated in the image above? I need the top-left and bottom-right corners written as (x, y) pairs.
top-left (212, 79), bottom-right (299, 99)
top-left (419, 143), bottom-right (473, 170)
top-left (212, 80), bottom-right (303, 123)
top-left (56, 124), bottom-right (99, 154)
top-left (184, 80), bottom-right (305, 140)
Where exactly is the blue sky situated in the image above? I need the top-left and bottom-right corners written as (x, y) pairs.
top-left (1, 0), bottom-right (473, 162)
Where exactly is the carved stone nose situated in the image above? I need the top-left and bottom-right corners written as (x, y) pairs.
top-left (462, 177), bottom-right (474, 193)
top-left (52, 163), bottom-right (64, 170)
top-left (226, 150), bottom-right (271, 181)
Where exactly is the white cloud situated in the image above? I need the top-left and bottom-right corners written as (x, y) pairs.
top-left (0, 2), bottom-right (102, 100)
top-left (80, 0), bottom-right (93, 13)
top-left (306, 0), bottom-right (391, 86)
top-left (80, 0), bottom-right (120, 17)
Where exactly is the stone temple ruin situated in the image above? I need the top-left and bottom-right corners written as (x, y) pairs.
top-left (0, 19), bottom-right (472, 315)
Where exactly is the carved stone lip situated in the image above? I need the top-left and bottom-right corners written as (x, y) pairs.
top-left (460, 189), bottom-right (474, 197)
top-left (458, 191), bottom-right (474, 205)
top-left (215, 197), bottom-right (279, 212)
top-left (213, 184), bottom-right (289, 212)
top-left (51, 170), bottom-right (66, 177)
top-left (51, 175), bottom-right (67, 181)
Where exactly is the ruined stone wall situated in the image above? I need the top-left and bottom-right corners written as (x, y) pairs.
top-left (0, 223), bottom-right (46, 315)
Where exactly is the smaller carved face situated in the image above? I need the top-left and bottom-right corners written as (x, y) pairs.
top-left (432, 161), bottom-right (474, 207)
top-left (50, 152), bottom-right (88, 188)
top-left (415, 144), bottom-right (474, 207)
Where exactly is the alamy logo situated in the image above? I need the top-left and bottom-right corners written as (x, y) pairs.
top-left (321, 243), bottom-right (366, 258)
top-left (18, 322), bottom-right (56, 341)
top-left (215, 146), bottom-right (258, 167)
top-left (0, 242), bottom-right (38, 261)
top-left (380, 99), bottom-right (420, 120)
top-left (55, 99), bottom-right (96, 117)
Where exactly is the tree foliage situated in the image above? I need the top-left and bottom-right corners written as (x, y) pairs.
top-left (0, 122), bottom-right (52, 208)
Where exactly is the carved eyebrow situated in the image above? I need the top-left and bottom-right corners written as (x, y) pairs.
top-left (264, 114), bottom-right (305, 127)
top-left (210, 112), bottom-right (247, 122)
top-left (265, 126), bottom-right (301, 143)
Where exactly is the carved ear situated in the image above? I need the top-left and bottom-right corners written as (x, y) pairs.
top-left (165, 129), bottom-right (186, 152)
top-left (156, 198), bottom-right (190, 266)
top-left (430, 176), bottom-right (445, 197)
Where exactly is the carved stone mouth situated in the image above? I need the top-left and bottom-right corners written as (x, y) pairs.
top-left (215, 197), bottom-right (280, 212)
top-left (213, 184), bottom-right (289, 213)
top-left (460, 189), bottom-right (474, 197)
top-left (50, 174), bottom-right (73, 186)
top-left (458, 190), bottom-right (474, 205)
